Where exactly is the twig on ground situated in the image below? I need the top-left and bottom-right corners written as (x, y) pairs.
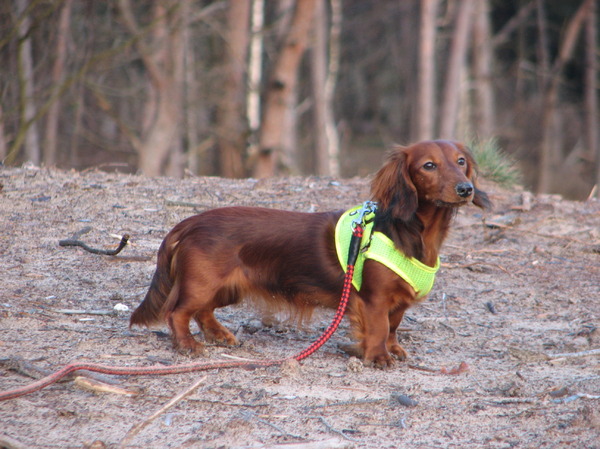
top-left (307, 398), bottom-right (386, 410)
top-left (228, 438), bottom-right (351, 449)
top-left (74, 376), bottom-right (141, 397)
top-left (484, 397), bottom-right (537, 405)
top-left (310, 416), bottom-right (359, 442)
top-left (0, 433), bottom-right (29, 449)
top-left (0, 356), bottom-right (124, 386)
top-left (0, 356), bottom-right (60, 381)
top-left (242, 411), bottom-right (303, 440)
top-left (53, 309), bottom-right (115, 316)
top-left (119, 375), bottom-right (207, 448)
top-left (408, 361), bottom-right (469, 375)
top-left (444, 261), bottom-right (511, 274)
top-left (548, 348), bottom-right (600, 359)
top-left (166, 199), bottom-right (211, 209)
top-left (59, 233), bottom-right (130, 256)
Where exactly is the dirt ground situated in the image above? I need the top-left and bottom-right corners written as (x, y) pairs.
top-left (0, 164), bottom-right (598, 449)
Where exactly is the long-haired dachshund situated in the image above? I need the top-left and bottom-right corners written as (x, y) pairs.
top-left (131, 140), bottom-right (490, 367)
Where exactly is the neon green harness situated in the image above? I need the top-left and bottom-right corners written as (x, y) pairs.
top-left (335, 204), bottom-right (440, 298)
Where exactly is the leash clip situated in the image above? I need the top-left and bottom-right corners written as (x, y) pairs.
top-left (350, 201), bottom-right (377, 230)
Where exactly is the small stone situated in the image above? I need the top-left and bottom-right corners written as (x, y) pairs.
top-left (391, 393), bottom-right (419, 408)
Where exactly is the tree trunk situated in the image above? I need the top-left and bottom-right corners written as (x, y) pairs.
top-left (217, 0), bottom-right (250, 178)
top-left (310, 0), bottom-right (338, 176)
top-left (0, 104), bottom-right (7, 161)
top-left (15, 0), bottom-right (41, 165)
top-left (537, 0), bottom-right (591, 193)
top-left (44, 0), bottom-right (73, 167)
top-left (247, 0), bottom-right (264, 135)
top-left (311, 0), bottom-right (341, 177)
top-left (325, 0), bottom-right (341, 176)
top-left (471, 0), bottom-right (494, 139)
top-left (253, 0), bottom-right (317, 178)
top-left (118, 0), bottom-right (186, 177)
top-left (439, 0), bottom-right (475, 139)
top-left (416, 0), bottom-right (439, 141)
top-left (585, 0), bottom-right (599, 196)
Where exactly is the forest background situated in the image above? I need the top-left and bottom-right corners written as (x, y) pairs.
top-left (1, 0), bottom-right (599, 199)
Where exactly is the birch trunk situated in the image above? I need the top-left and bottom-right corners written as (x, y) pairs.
top-left (416, 0), bottom-right (439, 141)
top-left (15, 0), bottom-right (41, 165)
top-left (439, 0), bottom-right (475, 139)
top-left (471, 0), bottom-right (494, 138)
top-left (253, 0), bottom-right (317, 178)
top-left (118, 0), bottom-right (186, 177)
top-left (44, 0), bottom-right (73, 166)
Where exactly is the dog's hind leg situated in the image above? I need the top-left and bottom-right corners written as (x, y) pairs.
top-left (191, 271), bottom-right (244, 347)
top-left (165, 282), bottom-right (207, 355)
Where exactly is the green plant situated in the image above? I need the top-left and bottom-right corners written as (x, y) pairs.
top-left (468, 137), bottom-right (521, 188)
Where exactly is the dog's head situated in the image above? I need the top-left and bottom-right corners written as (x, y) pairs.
top-left (371, 140), bottom-right (491, 221)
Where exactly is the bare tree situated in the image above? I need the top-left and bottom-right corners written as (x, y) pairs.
top-left (44, 0), bottom-right (73, 167)
top-left (216, 0), bottom-right (251, 178)
top-left (471, 0), bottom-right (494, 138)
top-left (247, 0), bottom-right (264, 136)
top-left (585, 0), bottom-right (599, 196)
top-left (117, 0), bottom-right (187, 177)
top-left (0, 104), bottom-right (7, 161)
top-left (253, 0), bottom-right (317, 178)
top-left (439, 0), bottom-right (475, 139)
top-left (416, 0), bottom-right (439, 141)
top-left (14, 0), bottom-right (41, 165)
top-left (537, 0), bottom-right (591, 193)
top-left (311, 0), bottom-right (341, 176)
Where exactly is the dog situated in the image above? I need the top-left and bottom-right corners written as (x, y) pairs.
top-left (130, 140), bottom-right (490, 367)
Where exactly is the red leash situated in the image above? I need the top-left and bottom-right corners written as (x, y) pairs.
top-left (0, 221), bottom-right (366, 401)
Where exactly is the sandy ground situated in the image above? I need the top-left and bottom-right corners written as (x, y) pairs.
top-left (0, 165), bottom-right (598, 449)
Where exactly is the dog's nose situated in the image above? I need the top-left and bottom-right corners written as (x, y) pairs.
top-left (455, 182), bottom-right (474, 198)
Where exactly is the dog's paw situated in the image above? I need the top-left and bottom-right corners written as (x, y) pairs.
top-left (388, 343), bottom-right (409, 361)
top-left (174, 338), bottom-right (206, 356)
top-left (203, 328), bottom-right (240, 347)
top-left (363, 349), bottom-right (395, 369)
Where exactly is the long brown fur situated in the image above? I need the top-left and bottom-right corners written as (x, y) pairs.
top-left (131, 140), bottom-right (490, 367)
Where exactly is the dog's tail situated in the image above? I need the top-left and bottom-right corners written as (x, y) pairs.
top-left (130, 233), bottom-right (180, 327)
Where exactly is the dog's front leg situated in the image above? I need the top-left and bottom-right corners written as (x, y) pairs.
top-left (357, 296), bottom-right (394, 368)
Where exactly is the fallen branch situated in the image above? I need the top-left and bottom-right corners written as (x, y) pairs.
top-left (243, 411), bottom-right (303, 440)
top-left (548, 348), bottom-right (600, 359)
top-left (119, 375), bottom-right (207, 447)
top-left (229, 438), bottom-right (351, 449)
top-left (74, 376), bottom-right (141, 397)
top-left (408, 361), bottom-right (469, 375)
top-left (311, 416), bottom-right (358, 442)
top-left (0, 356), bottom-right (126, 386)
top-left (59, 233), bottom-right (130, 256)
top-left (0, 434), bottom-right (29, 449)
top-left (53, 309), bottom-right (115, 316)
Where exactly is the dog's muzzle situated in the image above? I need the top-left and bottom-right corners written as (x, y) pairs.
top-left (455, 182), bottom-right (474, 198)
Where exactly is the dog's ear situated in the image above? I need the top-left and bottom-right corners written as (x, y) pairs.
top-left (461, 146), bottom-right (492, 210)
top-left (371, 147), bottom-right (418, 221)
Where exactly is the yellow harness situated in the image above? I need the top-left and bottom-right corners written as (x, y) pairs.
top-left (335, 204), bottom-right (440, 298)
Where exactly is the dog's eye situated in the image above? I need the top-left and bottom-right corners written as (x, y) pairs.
top-left (457, 157), bottom-right (466, 166)
top-left (423, 162), bottom-right (437, 171)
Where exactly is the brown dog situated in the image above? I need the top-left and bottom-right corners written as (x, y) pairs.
top-left (131, 140), bottom-right (490, 367)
